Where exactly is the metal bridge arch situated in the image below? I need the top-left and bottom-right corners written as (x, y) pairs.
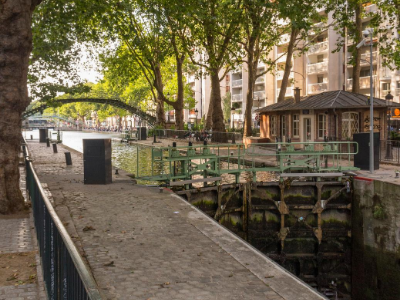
top-left (22, 98), bottom-right (156, 125)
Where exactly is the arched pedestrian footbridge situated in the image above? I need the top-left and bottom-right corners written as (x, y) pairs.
top-left (22, 98), bottom-right (156, 125)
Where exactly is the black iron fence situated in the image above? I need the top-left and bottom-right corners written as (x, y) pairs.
top-left (152, 129), bottom-right (242, 144)
top-left (379, 139), bottom-right (400, 164)
top-left (22, 141), bottom-right (102, 300)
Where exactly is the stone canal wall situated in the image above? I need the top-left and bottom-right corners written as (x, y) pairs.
top-left (352, 178), bottom-right (400, 300)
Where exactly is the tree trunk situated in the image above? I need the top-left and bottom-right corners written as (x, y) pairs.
top-left (153, 65), bottom-right (166, 127)
top-left (118, 117), bottom-right (122, 131)
top-left (155, 100), bottom-right (166, 127)
top-left (174, 56), bottom-right (185, 130)
top-left (0, 0), bottom-right (41, 214)
top-left (210, 70), bottom-right (225, 132)
top-left (352, 3), bottom-right (363, 94)
top-left (244, 44), bottom-right (256, 138)
top-left (205, 102), bottom-right (213, 130)
top-left (278, 27), bottom-right (299, 103)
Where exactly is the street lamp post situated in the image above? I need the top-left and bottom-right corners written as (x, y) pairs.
top-left (356, 28), bottom-right (375, 173)
top-left (368, 31), bottom-right (374, 173)
top-left (195, 108), bottom-right (198, 127)
top-left (231, 107), bottom-right (236, 130)
top-left (385, 92), bottom-right (394, 159)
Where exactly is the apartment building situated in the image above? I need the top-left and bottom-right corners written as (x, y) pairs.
top-left (184, 67), bottom-right (229, 126)
top-left (226, 3), bottom-right (399, 128)
top-left (181, 3), bottom-right (399, 128)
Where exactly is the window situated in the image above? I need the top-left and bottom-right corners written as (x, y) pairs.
top-left (317, 76), bottom-right (324, 83)
top-left (317, 55), bottom-right (324, 63)
top-left (318, 114), bottom-right (326, 139)
top-left (397, 81), bottom-right (400, 89)
top-left (292, 114), bottom-right (299, 137)
top-left (382, 83), bottom-right (390, 90)
top-left (342, 112), bottom-right (359, 139)
top-left (281, 115), bottom-right (287, 136)
top-left (360, 69), bottom-right (375, 77)
top-left (270, 116), bottom-right (277, 136)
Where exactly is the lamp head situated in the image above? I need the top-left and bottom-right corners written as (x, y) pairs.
top-left (386, 92), bottom-right (394, 101)
top-left (362, 30), bottom-right (371, 38)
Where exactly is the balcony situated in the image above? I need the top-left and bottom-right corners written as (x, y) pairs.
top-left (308, 82), bottom-right (328, 94)
top-left (276, 54), bottom-right (288, 64)
top-left (381, 67), bottom-right (392, 79)
top-left (232, 67), bottom-right (242, 74)
top-left (253, 91), bottom-right (265, 99)
top-left (278, 34), bottom-right (290, 45)
top-left (346, 75), bottom-right (377, 90)
top-left (232, 93), bottom-right (243, 101)
top-left (277, 88), bottom-right (294, 97)
top-left (309, 22), bottom-right (326, 35)
top-left (276, 70), bottom-right (294, 80)
top-left (257, 61), bottom-right (265, 67)
top-left (347, 51), bottom-right (377, 66)
top-left (364, 4), bottom-right (377, 14)
top-left (307, 41), bottom-right (328, 55)
top-left (307, 61), bottom-right (328, 74)
top-left (232, 114), bottom-right (244, 121)
top-left (255, 76), bottom-right (265, 84)
top-left (232, 79), bottom-right (242, 87)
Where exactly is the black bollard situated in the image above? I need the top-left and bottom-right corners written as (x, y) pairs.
top-left (231, 133), bottom-right (235, 144)
top-left (153, 133), bottom-right (157, 143)
top-left (173, 142), bottom-right (177, 148)
top-left (52, 143), bottom-right (58, 153)
top-left (64, 152), bottom-right (72, 165)
top-left (203, 140), bottom-right (207, 146)
top-left (46, 138), bottom-right (50, 147)
top-left (30, 135), bottom-right (33, 140)
top-left (189, 141), bottom-right (193, 147)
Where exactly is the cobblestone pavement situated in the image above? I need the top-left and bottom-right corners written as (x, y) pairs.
top-left (0, 218), bottom-right (32, 254)
top-left (0, 168), bottom-right (46, 299)
top-left (27, 139), bottom-right (326, 300)
top-left (0, 216), bottom-right (40, 300)
top-left (0, 284), bottom-right (38, 300)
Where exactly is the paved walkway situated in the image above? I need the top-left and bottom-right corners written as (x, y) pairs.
top-left (26, 139), bottom-right (326, 300)
top-left (0, 167), bottom-right (46, 300)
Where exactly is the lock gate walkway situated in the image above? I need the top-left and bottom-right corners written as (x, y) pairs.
top-left (25, 140), bottom-right (326, 300)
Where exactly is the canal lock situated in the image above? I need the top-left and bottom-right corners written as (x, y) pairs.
top-left (175, 180), bottom-right (353, 299)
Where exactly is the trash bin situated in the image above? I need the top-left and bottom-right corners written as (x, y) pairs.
top-left (39, 129), bottom-right (48, 143)
top-left (353, 132), bottom-right (380, 170)
top-left (138, 127), bottom-right (147, 140)
top-left (83, 139), bottom-right (112, 184)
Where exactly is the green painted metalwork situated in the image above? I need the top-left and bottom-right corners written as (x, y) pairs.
top-left (136, 141), bottom-right (359, 186)
top-left (120, 130), bottom-right (138, 142)
top-left (23, 98), bottom-right (156, 125)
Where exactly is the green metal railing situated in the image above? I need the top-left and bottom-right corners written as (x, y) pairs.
top-left (135, 141), bottom-right (359, 185)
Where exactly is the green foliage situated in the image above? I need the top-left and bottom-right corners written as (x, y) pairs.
top-left (373, 204), bottom-right (386, 220)
top-left (30, 0), bottom-right (102, 101)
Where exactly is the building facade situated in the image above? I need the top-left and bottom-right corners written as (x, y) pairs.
top-left (180, 4), bottom-right (399, 130)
